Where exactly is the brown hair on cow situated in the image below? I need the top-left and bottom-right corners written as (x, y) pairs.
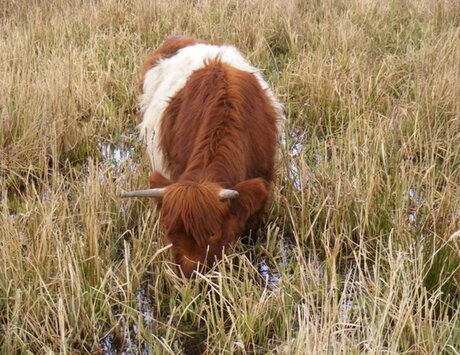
top-left (139, 37), bottom-right (280, 277)
top-left (160, 60), bottom-right (278, 184)
top-left (162, 182), bottom-right (228, 248)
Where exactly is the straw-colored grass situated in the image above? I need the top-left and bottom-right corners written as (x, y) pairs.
top-left (1, 0), bottom-right (459, 353)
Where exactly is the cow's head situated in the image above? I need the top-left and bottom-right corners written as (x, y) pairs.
top-left (122, 172), bottom-right (268, 277)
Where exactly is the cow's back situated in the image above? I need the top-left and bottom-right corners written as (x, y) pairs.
top-left (138, 38), bottom-right (283, 182)
top-left (162, 60), bottom-right (279, 186)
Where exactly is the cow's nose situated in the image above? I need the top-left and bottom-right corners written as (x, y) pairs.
top-left (179, 256), bottom-right (200, 278)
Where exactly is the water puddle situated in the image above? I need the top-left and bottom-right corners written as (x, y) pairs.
top-left (391, 185), bottom-right (426, 228)
top-left (285, 128), bottom-right (307, 191)
top-left (97, 130), bottom-right (142, 175)
top-left (96, 130), bottom-right (144, 222)
top-left (284, 127), bottom-right (325, 192)
top-left (100, 281), bottom-right (155, 355)
top-left (406, 185), bottom-right (426, 226)
top-left (257, 224), bottom-right (296, 290)
top-left (258, 260), bottom-right (282, 289)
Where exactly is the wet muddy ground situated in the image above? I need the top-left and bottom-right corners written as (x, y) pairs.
top-left (96, 129), bottom-right (426, 353)
top-left (100, 282), bottom-right (155, 355)
top-left (97, 131), bottom-right (294, 353)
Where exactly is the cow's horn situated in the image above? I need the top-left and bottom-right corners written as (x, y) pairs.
top-left (121, 188), bottom-right (166, 198)
top-left (219, 189), bottom-right (239, 200)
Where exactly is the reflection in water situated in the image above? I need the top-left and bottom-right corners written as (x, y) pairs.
top-left (100, 283), bottom-right (155, 355)
top-left (97, 131), bottom-right (153, 353)
top-left (285, 130), bottom-right (305, 191)
top-left (98, 132), bottom-right (140, 174)
top-left (259, 260), bottom-right (282, 289)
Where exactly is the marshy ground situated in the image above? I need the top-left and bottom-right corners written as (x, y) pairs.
top-left (1, 0), bottom-right (460, 353)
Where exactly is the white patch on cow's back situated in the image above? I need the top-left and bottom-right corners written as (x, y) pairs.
top-left (138, 43), bottom-right (285, 178)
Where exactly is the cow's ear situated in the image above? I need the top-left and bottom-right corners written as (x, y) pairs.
top-left (149, 171), bottom-right (172, 188)
top-left (232, 178), bottom-right (269, 220)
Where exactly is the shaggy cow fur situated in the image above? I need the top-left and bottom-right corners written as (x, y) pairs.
top-left (137, 36), bottom-right (283, 277)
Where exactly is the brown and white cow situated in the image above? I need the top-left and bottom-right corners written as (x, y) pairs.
top-left (122, 36), bottom-right (284, 277)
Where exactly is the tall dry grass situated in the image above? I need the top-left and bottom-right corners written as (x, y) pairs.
top-left (1, 0), bottom-right (459, 353)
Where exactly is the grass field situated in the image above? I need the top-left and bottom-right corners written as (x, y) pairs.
top-left (1, 0), bottom-right (460, 353)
